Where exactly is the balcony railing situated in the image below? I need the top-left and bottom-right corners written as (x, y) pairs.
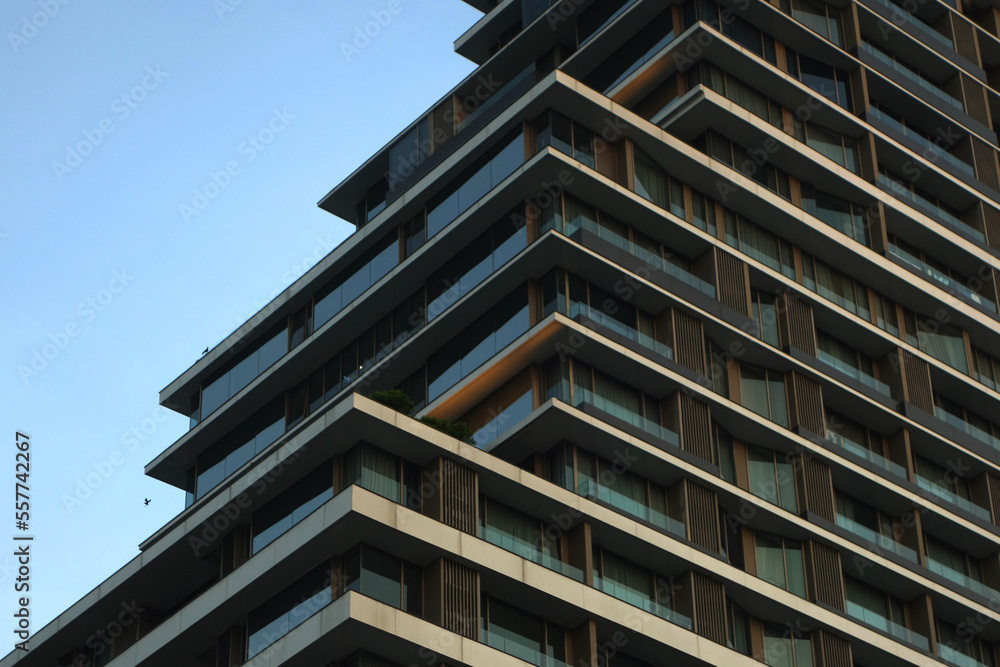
top-left (572, 387), bottom-right (680, 447)
top-left (577, 480), bottom-right (686, 538)
top-left (479, 525), bottom-right (585, 583)
top-left (869, 0), bottom-right (955, 51)
top-left (938, 644), bottom-right (995, 667)
top-left (926, 558), bottom-right (999, 599)
top-left (887, 244), bottom-right (996, 312)
top-left (846, 601), bottom-right (930, 650)
top-left (593, 576), bottom-right (694, 629)
top-left (933, 406), bottom-right (1000, 451)
top-left (562, 216), bottom-right (716, 298)
top-left (915, 476), bottom-right (992, 521)
top-left (826, 431), bottom-right (908, 479)
top-left (860, 41), bottom-right (964, 112)
top-left (867, 107), bottom-right (974, 178)
top-left (482, 630), bottom-right (571, 667)
top-left (876, 174), bottom-right (985, 244)
top-left (570, 303), bottom-right (674, 361)
top-left (816, 349), bottom-right (892, 395)
top-left (835, 513), bottom-right (919, 563)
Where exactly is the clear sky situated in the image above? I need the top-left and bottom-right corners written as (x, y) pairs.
top-left (0, 0), bottom-right (481, 640)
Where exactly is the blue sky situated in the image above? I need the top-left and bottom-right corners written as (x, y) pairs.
top-left (0, 0), bottom-right (481, 638)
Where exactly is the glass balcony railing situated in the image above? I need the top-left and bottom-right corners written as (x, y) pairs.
top-left (860, 42), bottom-right (964, 112)
top-left (915, 476), bottom-right (992, 521)
top-left (933, 406), bottom-right (1000, 451)
top-left (926, 558), bottom-right (999, 599)
top-left (479, 525), bottom-right (585, 583)
top-left (816, 349), bottom-right (892, 395)
top-left (869, 0), bottom-right (954, 51)
top-left (876, 174), bottom-right (986, 243)
top-left (569, 302), bottom-right (673, 360)
top-left (835, 514), bottom-right (919, 563)
top-left (938, 644), bottom-right (995, 667)
top-left (571, 387), bottom-right (681, 447)
top-left (866, 107), bottom-right (974, 178)
top-left (826, 431), bottom-right (908, 479)
top-left (561, 215), bottom-right (717, 298)
top-left (887, 244), bottom-right (996, 312)
top-left (482, 630), bottom-right (571, 667)
top-left (577, 480), bottom-right (686, 538)
top-left (845, 601), bottom-right (930, 650)
top-left (593, 576), bottom-right (694, 629)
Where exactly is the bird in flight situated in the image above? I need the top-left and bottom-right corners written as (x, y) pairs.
top-left (144, 498), bottom-right (151, 506)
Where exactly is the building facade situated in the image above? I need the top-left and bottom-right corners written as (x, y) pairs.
top-left (15, 0), bottom-right (1000, 665)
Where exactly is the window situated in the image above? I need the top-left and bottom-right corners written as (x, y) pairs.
top-left (534, 111), bottom-right (595, 168)
top-left (698, 131), bottom-right (791, 199)
top-left (835, 492), bottom-right (916, 561)
top-left (751, 290), bottom-right (780, 347)
top-left (690, 63), bottom-right (784, 128)
top-left (481, 597), bottom-right (566, 667)
top-left (592, 547), bottom-right (689, 627)
top-left (479, 498), bottom-right (561, 568)
top-left (755, 533), bottom-right (806, 597)
top-left (464, 370), bottom-right (535, 449)
top-left (786, 50), bottom-right (852, 111)
top-left (925, 534), bottom-right (986, 591)
top-left (816, 332), bottom-right (887, 393)
top-left (800, 185), bottom-right (869, 245)
top-left (251, 464), bottom-right (333, 553)
top-left (938, 619), bottom-right (996, 667)
top-left (798, 123), bottom-right (857, 172)
top-left (789, 0), bottom-right (842, 45)
top-left (685, 0), bottom-right (776, 63)
top-left (426, 287), bottom-right (531, 401)
top-left (633, 148), bottom-right (686, 218)
top-left (342, 444), bottom-right (421, 509)
top-left (313, 231), bottom-right (400, 330)
top-left (199, 323), bottom-right (288, 422)
top-left (825, 409), bottom-right (902, 477)
top-left (845, 577), bottom-right (919, 644)
top-left (342, 545), bottom-right (422, 614)
top-left (706, 342), bottom-right (731, 397)
top-left (724, 212), bottom-right (795, 278)
top-left (974, 347), bottom-right (1000, 391)
top-left (740, 364), bottom-right (789, 426)
top-left (748, 446), bottom-right (797, 512)
top-left (356, 177), bottom-right (389, 225)
top-left (716, 424), bottom-right (737, 483)
top-left (762, 621), bottom-right (813, 667)
top-left (247, 564), bottom-right (332, 658)
top-left (933, 393), bottom-right (1000, 450)
top-left (727, 599), bottom-right (751, 655)
top-left (548, 443), bottom-right (684, 536)
top-left (800, 252), bottom-right (871, 319)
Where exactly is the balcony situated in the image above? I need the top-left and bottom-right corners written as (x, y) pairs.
top-left (860, 41), bottom-right (964, 112)
top-left (577, 479), bottom-right (686, 539)
top-left (869, 0), bottom-right (955, 52)
top-left (915, 475), bottom-right (992, 522)
top-left (481, 630), bottom-right (571, 667)
top-left (569, 302), bottom-right (673, 361)
top-left (560, 217), bottom-right (716, 299)
top-left (816, 349), bottom-right (892, 395)
top-left (479, 525), bottom-right (585, 583)
top-left (571, 387), bottom-right (680, 448)
top-left (933, 406), bottom-right (1000, 451)
top-left (846, 600), bottom-right (930, 650)
top-left (866, 106), bottom-right (974, 178)
top-left (826, 431), bottom-right (908, 479)
top-left (593, 576), bottom-right (693, 630)
top-left (938, 644), bottom-right (995, 667)
top-left (887, 243), bottom-right (996, 312)
top-left (926, 557), bottom-right (1000, 600)
top-left (876, 173), bottom-right (986, 244)
top-left (835, 513), bottom-right (920, 563)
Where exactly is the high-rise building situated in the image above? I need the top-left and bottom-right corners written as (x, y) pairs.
top-left (16, 0), bottom-right (1000, 665)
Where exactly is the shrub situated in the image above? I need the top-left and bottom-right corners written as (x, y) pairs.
top-left (419, 416), bottom-right (474, 443)
top-left (368, 389), bottom-right (415, 415)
